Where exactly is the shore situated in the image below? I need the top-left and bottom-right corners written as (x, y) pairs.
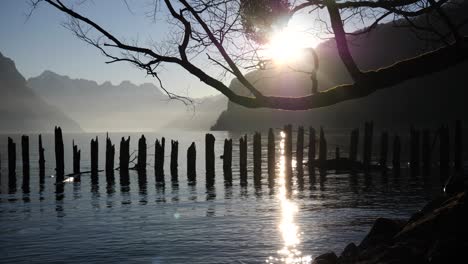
top-left (312, 191), bottom-right (467, 264)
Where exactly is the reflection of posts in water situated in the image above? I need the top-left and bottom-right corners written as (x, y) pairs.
top-left (55, 183), bottom-right (64, 201)
top-left (54, 126), bottom-right (65, 183)
top-left (205, 133), bottom-right (215, 187)
top-left (439, 125), bottom-right (450, 183)
top-left (380, 131), bottom-right (388, 172)
top-left (155, 137), bottom-right (165, 184)
top-left (239, 135), bottom-right (247, 186)
top-left (253, 132), bottom-right (262, 187)
top-left (410, 127), bottom-right (420, 176)
top-left (137, 135), bottom-right (147, 173)
top-left (223, 139), bottom-right (233, 186)
top-left (8, 137), bottom-right (16, 193)
top-left (392, 135), bottom-right (401, 176)
top-left (267, 128), bottom-right (275, 186)
top-left (187, 142), bottom-right (196, 184)
top-left (38, 134), bottom-right (45, 182)
top-left (422, 130), bottom-right (431, 176)
top-left (105, 134), bottom-right (115, 182)
top-left (21, 135), bottom-right (30, 193)
top-left (171, 140), bottom-right (179, 182)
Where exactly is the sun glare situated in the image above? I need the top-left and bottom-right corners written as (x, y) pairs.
top-left (266, 27), bottom-right (318, 66)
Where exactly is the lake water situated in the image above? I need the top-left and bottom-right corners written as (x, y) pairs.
top-left (0, 130), bottom-right (442, 263)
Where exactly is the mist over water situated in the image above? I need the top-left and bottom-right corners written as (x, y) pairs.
top-left (0, 130), bottom-right (441, 263)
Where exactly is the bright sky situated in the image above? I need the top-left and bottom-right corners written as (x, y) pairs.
top-left (0, 0), bottom-right (321, 98)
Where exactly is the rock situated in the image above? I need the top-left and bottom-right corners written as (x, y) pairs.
top-left (312, 252), bottom-right (338, 264)
top-left (358, 218), bottom-right (406, 251)
top-left (338, 243), bottom-right (358, 263)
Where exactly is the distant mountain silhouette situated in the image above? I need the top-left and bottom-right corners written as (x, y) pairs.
top-left (28, 71), bottom-right (227, 131)
top-left (212, 3), bottom-right (468, 131)
top-left (0, 52), bottom-right (81, 133)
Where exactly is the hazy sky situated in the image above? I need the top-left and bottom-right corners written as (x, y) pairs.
top-left (0, 0), bottom-right (322, 98)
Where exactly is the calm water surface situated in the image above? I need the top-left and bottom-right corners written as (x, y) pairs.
top-left (0, 130), bottom-right (441, 263)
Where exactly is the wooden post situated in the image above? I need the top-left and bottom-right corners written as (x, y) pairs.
top-left (171, 140), bottom-right (179, 182)
top-left (155, 137), bottom-right (165, 183)
top-left (8, 137), bottom-right (16, 189)
top-left (308, 127), bottom-right (316, 168)
top-left (297, 126), bottom-right (304, 170)
top-left (205, 133), bottom-right (215, 187)
top-left (105, 134), bottom-right (115, 180)
top-left (253, 132), bottom-right (262, 186)
top-left (72, 140), bottom-right (81, 174)
top-left (439, 125), bottom-right (450, 182)
top-left (380, 131), bottom-right (388, 170)
top-left (223, 138), bottom-right (232, 185)
top-left (21, 135), bottom-right (30, 192)
top-left (119, 136), bottom-right (130, 172)
top-left (454, 120), bottom-right (462, 172)
top-left (393, 135), bottom-right (401, 173)
top-left (136, 135), bottom-right (147, 172)
top-left (90, 136), bottom-right (99, 183)
top-left (410, 127), bottom-right (420, 176)
top-left (187, 142), bottom-right (196, 183)
top-left (363, 122), bottom-right (374, 172)
top-left (38, 135), bottom-right (45, 182)
top-left (54, 126), bottom-right (65, 182)
top-left (422, 129), bottom-right (431, 176)
top-left (349, 129), bottom-right (359, 162)
top-left (284, 124), bottom-right (293, 183)
top-left (268, 128), bottom-right (275, 185)
top-left (318, 127), bottom-right (327, 168)
top-left (239, 134), bottom-right (247, 186)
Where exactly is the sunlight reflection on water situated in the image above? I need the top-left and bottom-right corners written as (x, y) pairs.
top-left (267, 131), bottom-right (312, 264)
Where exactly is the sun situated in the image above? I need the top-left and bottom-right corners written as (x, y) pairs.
top-left (266, 27), bottom-right (319, 66)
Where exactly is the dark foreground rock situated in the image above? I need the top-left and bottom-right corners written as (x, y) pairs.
top-left (313, 191), bottom-right (468, 264)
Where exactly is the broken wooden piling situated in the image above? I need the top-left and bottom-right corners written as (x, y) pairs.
top-left (393, 135), bottom-right (401, 173)
top-left (239, 135), bottom-right (248, 186)
top-left (187, 142), bottom-right (196, 183)
top-left (205, 133), bottom-right (215, 187)
top-left (155, 137), bottom-right (165, 183)
top-left (268, 128), bottom-right (275, 185)
top-left (119, 137), bottom-right (130, 172)
top-left (137, 135), bottom-right (147, 173)
top-left (318, 127), bottom-right (327, 168)
top-left (380, 131), bottom-right (388, 170)
top-left (105, 134), bottom-right (115, 180)
top-left (73, 140), bottom-right (81, 174)
top-left (308, 127), bottom-right (316, 168)
top-left (171, 140), bottom-right (179, 182)
top-left (8, 137), bottom-right (16, 189)
top-left (223, 138), bottom-right (232, 185)
top-left (91, 137), bottom-right (99, 174)
top-left (38, 135), bottom-right (45, 181)
top-left (363, 122), bottom-right (373, 172)
top-left (54, 126), bottom-right (65, 182)
top-left (284, 125), bottom-right (293, 182)
top-left (21, 135), bottom-right (30, 191)
top-left (253, 132), bottom-right (262, 186)
top-left (296, 126), bottom-right (304, 170)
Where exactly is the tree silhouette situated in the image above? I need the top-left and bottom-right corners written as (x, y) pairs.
top-left (31, 0), bottom-right (468, 110)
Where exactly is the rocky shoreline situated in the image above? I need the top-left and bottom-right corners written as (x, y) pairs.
top-left (312, 191), bottom-right (467, 264)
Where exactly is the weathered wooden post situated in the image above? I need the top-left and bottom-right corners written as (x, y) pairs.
top-left (54, 126), bottom-right (65, 182)
top-left (308, 127), bottom-right (316, 168)
top-left (253, 132), bottom-right (262, 186)
top-left (91, 137), bottom-right (99, 173)
top-left (72, 140), bottom-right (81, 174)
top-left (296, 126), bottom-right (304, 170)
top-left (171, 140), bottom-right (179, 182)
top-left (284, 124), bottom-right (293, 183)
top-left (105, 134), bottom-right (115, 180)
top-left (363, 122), bottom-right (374, 172)
top-left (380, 131), bottom-right (388, 170)
top-left (422, 129), bottom-right (431, 176)
top-left (239, 134), bottom-right (248, 186)
top-left (205, 133), bottom-right (215, 187)
top-left (137, 135), bottom-right (147, 173)
top-left (187, 142), bottom-right (196, 183)
top-left (155, 137), bottom-right (165, 183)
top-left (119, 137), bottom-right (130, 172)
top-left (392, 135), bottom-right (401, 174)
top-left (318, 127), bottom-right (327, 169)
top-left (439, 125), bottom-right (450, 182)
top-left (21, 135), bottom-right (30, 192)
top-left (38, 135), bottom-right (45, 182)
top-left (454, 120), bottom-right (462, 172)
top-left (8, 137), bottom-right (16, 190)
top-left (349, 129), bottom-right (359, 163)
top-left (268, 128), bottom-right (275, 185)
top-left (410, 127), bottom-right (420, 176)
top-left (223, 138), bottom-right (232, 185)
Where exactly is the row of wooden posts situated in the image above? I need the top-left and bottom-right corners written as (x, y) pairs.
top-left (2, 121), bottom-right (463, 190)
